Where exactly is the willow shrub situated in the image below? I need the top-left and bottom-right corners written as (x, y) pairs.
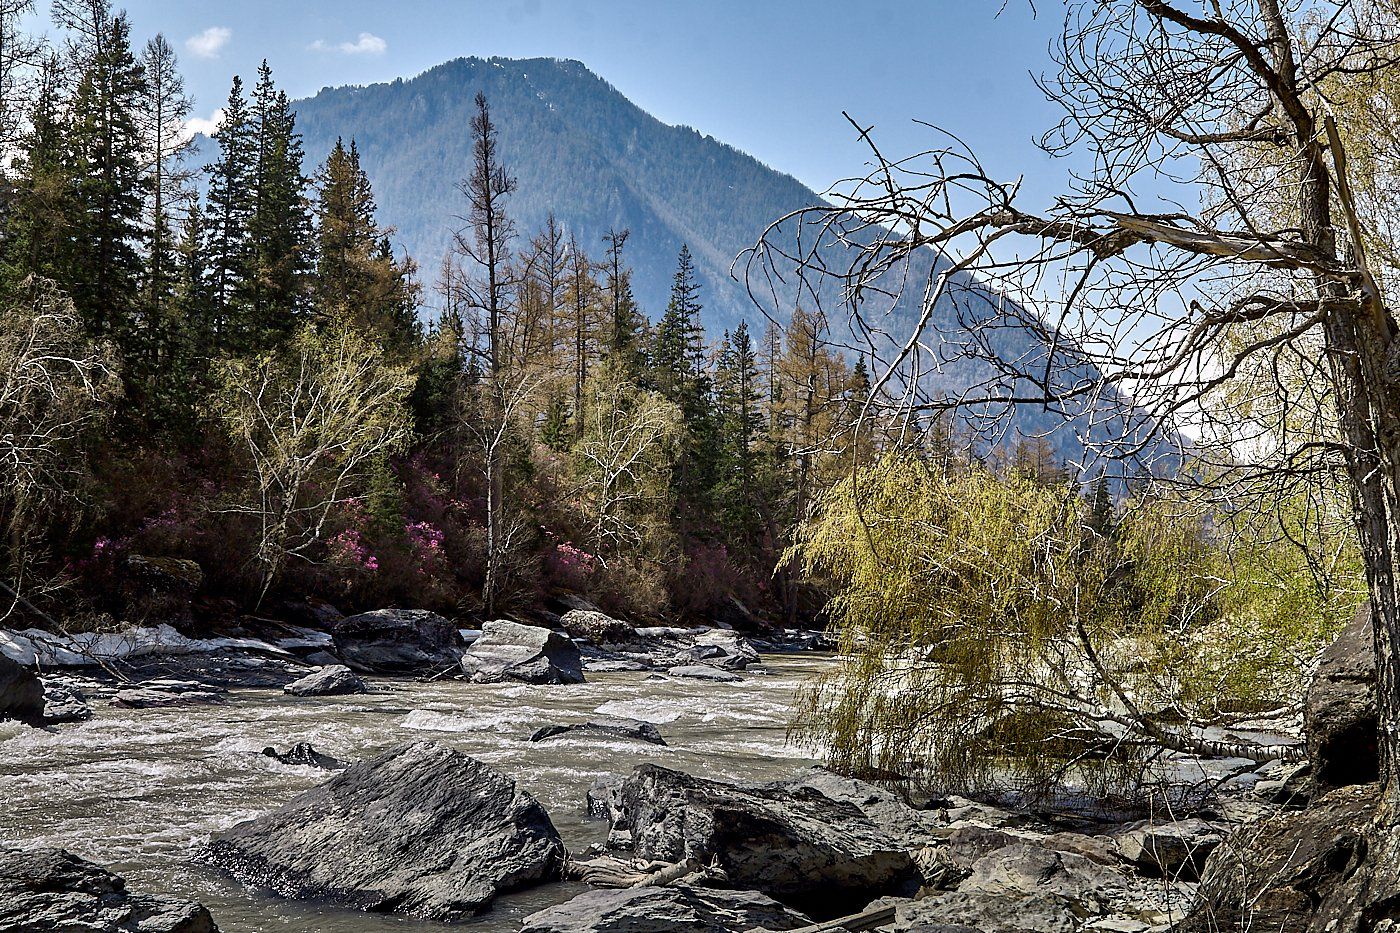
top-left (789, 452), bottom-right (1361, 799)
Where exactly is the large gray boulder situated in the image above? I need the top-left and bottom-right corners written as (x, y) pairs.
top-left (1306, 605), bottom-right (1378, 788)
top-left (0, 652), bottom-right (43, 725)
top-left (608, 764), bottom-right (918, 917)
top-left (1114, 818), bottom-right (1226, 881)
top-left (331, 608), bottom-right (460, 675)
top-left (40, 682), bottom-right (92, 724)
top-left (460, 620), bottom-right (584, 685)
top-left (282, 664), bottom-right (367, 697)
top-left (672, 630), bottom-right (760, 671)
top-left (520, 883), bottom-right (812, 933)
top-left (0, 846), bottom-right (218, 932)
top-left (559, 609), bottom-right (636, 643)
top-left (206, 741), bottom-right (563, 921)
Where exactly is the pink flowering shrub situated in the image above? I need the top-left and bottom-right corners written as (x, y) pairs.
top-left (543, 537), bottom-right (598, 591)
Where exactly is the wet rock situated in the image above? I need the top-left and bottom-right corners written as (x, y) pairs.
top-left (1115, 818), bottom-right (1225, 880)
top-left (332, 609), bottom-right (461, 675)
top-left (559, 609), bottom-right (636, 643)
top-left (302, 650), bottom-right (341, 667)
top-left (111, 679), bottom-right (226, 708)
top-left (663, 664), bottom-right (741, 683)
top-left (585, 776), bottom-right (623, 822)
top-left (1305, 606), bottom-right (1378, 789)
top-left (0, 652), bottom-right (43, 725)
top-left (519, 883), bottom-right (813, 933)
top-left (40, 682), bottom-right (92, 724)
top-left (261, 742), bottom-right (344, 770)
top-left (206, 741), bottom-right (563, 921)
top-left (585, 659), bottom-right (649, 673)
top-left (0, 846), bottom-right (218, 932)
top-left (460, 620), bottom-right (584, 685)
top-left (789, 767), bottom-right (946, 849)
top-left (531, 718), bottom-right (666, 746)
top-left (669, 630), bottom-right (760, 671)
top-left (609, 764), bottom-right (918, 917)
top-left (282, 664), bottom-right (367, 697)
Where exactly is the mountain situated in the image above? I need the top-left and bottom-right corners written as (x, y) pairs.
top-left (288, 56), bottom-right (812, 335)
top-left (277, 56), bottom-right (1175, 477)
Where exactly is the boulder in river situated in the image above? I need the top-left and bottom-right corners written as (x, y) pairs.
top-left (608, 764), bottom-right (918, 917)
top-left (206, 740), bottom-right (564, 921)
top-left (41, 682), bottom-right (93, 724)
top-left (261, 742), bottom-right (345, 770)
top-left (331, 608), bottom-right (461, 675)
top-left (111, 679), bottom-right (226, 709)
top-left (559, 609), bottom-right (636, 643)
top-left (664, 664), bottom-right (741, 683)
top-left (677, 629), bottom-right (760, 670)
top-left (519, 883), bottom-right (812, 933)
top-left (0, 845), bottom-right (218, 932)
top-left (1306, 605), bottom-right (1379, 789)
top-left (0, 652), bottom-right (43, 725)
top-left (460, 620), bottom-right (584, 685)
top-left (282, 664), bottom-right (367, 697)
top-left (530, 718), bottom-right (666, 746)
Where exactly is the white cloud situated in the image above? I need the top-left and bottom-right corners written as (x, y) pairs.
top-left (309, 32), bottom-right (387, 56)
top-left (185, 26), bottom-right (231, 60)
top-left (184, 108), bottom-right (225, 140)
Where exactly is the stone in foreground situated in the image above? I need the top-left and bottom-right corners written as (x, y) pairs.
top-left (530, 718), bottom-right (666, 746)
top-left (331, 608), bottom-right (461, 675)
top-left (0, 846), bottom-right (218, 932)
top-left (610, 764), bottom-right (918, 917)
top-left (460, 620), bottom-right (584, 685)
top-left (520, 883), bottom-right (812, 933)
top-left (282, 664), bottom-right (367, 697)
top-left (206, 741), bottom-right (563, 921)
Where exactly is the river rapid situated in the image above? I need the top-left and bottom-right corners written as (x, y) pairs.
top-left (0, 654), bottom-right (831, 932)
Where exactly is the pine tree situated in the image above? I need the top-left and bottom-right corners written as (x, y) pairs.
top-left (5, 54), bottom-right (76, 289)
top-left (715, 320), bottom-right (764, 545)
top-left (564, 231), bottom-right (600, 437)
top-left (601, 227), bottom-right (645, 379)
top-left (64, 10), bottom-right (146, 345)
top-left (247, 61), bottom-right (310, 344)
top-left (137, 33), bottom-right (191, 326)
top-left (313, 137), bottom-right (418, 353)
top-left (205, 75), bottom-right (256, 347)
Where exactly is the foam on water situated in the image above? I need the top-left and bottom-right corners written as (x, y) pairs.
top-left (0, 653), bottom-right (832, 933)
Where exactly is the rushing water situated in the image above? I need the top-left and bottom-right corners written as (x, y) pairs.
top-left (0, 654), bottom-right (830, 932)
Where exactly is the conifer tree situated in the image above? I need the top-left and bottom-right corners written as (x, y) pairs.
top-left (247, 61), bottom-right (310, 343)
top-left (137, 33), bottom-right (191, 325)
top-left (601, 227), bottom-right (645, 379)
top-left (205, 75), bottom-right (256, 346)
top-left (64, 10), bottom-right (145, 345)
top-left (5, 54), bottom-right (76, 288)
top-left (313, 137), bottom-right (418, 353)
top-left (564, 231), bottom-right (600, 436)
top-left (715, 320), bottom-right (764, 544)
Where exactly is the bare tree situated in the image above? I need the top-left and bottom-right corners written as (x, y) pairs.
top-left (747, 1), bottom-right (1400, 813)
top-left (0, 277), bottom-right (117, 613)
top-left (451, 91), bottom-right (518, 619)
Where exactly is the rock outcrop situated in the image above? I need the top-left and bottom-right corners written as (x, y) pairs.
top-left (282, 664), bottom-right (367, 697)
top-left (1305, 606), bottom-right (1378, 789)
top-left (460, 620), bottom-right (584, 685)
top-left (40, 682), bottom-right (93, 724)
top-left (0, 653), bottom-right (43, 725)
top-left (1114, 818), bottom-right (1225, 881)
top-left (530, 718), bottom-right (666, 746)
top-left (206, 741), bottom-right (563, 921)
top-left (0, 846), bottom-right (218, 932)
top-left (331, 609), bottom-right (461, 675)
top-left (111, 680), bottom-right (225, 708)
top-left (520, 883), bottom-right (812, 933)
top-left (607, 764), bottom-right (918, 916)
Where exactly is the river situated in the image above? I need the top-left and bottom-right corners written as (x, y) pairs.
top-left (0, 654), bottom-right (830, 932)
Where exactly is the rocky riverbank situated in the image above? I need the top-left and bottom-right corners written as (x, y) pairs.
top-left (0, 601), bottom-right (1360, 932)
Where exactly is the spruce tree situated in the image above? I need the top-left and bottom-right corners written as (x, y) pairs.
top-left (715, 320), bottom-right (764, 545)
top-left (5, 54), bottom-right (76, 289)
top-left (601, 227), bottom-right (645, 379)
top-left (205, 75), bottom-right (256, 348)
top-left (248, 61), bottom-right (310, 344)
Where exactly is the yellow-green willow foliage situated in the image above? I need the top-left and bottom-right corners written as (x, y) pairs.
top-left (789, 453), bottom-right (1360, 798)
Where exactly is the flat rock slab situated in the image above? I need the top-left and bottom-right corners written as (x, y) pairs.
top-left (41, 682), bottom-right (93, 724)
top-left (282, 664), bottom-right (367, 697)
top-left (112, 680), bottom-right (226, 709)
top-left (205, 740), bottom-right (563, 921)
top-left (520, 883), bottom-right (813, 933)
top-left (0, 846), bottom-right (218, 932)
top-left (530, 718), bottom-right (667, 746)
top-left (663, 665), bottom-right (741, 683)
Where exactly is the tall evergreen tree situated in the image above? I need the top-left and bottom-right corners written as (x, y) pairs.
top-left (715, 320), bottom-right (764, 544)
top-left (137, 33), bottom-right (191, 324)
top-left (205, 75), bottom-right (256, 346)
top-left (564, 231), bottom-right (600, 436)
top-left (247, 61), bottom-right (310, 343)
top-left (601, 227), bottom-right (645, 379)
top-left (313, 137), bottom-right (418, 353)
top-left (5, 53), bottom-right (76, 288)
top-left (64, 10), bottom-right (146, 344)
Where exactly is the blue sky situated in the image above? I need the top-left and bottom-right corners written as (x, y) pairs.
top-left (101, 0), bottom-right (1075, 203)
